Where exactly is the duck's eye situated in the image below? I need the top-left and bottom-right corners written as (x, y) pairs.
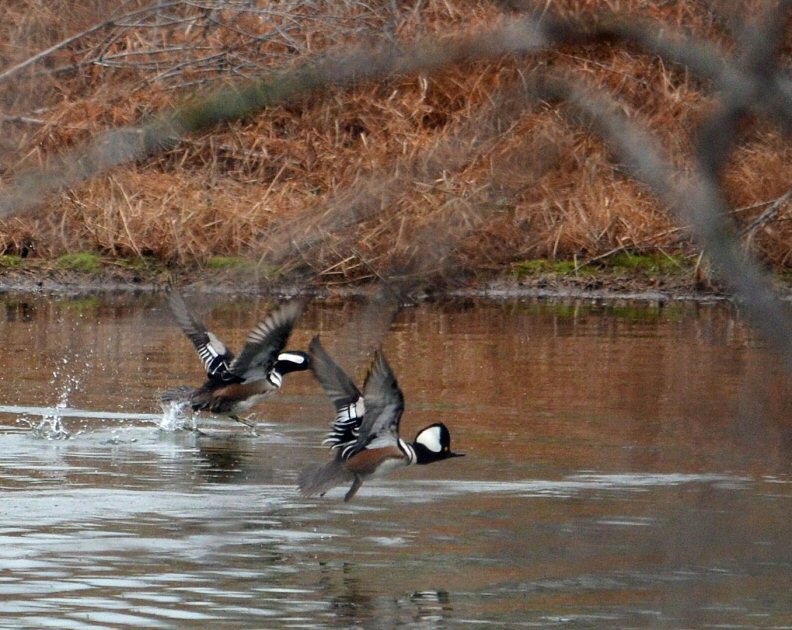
top-left (443, 446), bottom-right (449, 452)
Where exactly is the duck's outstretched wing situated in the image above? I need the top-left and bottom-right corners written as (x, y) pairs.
top-left (344, 350), bottom-right (404, 459)
top-left (228, 299), bottom-right (303, 381)
top-left (167, 285), bottom-right (235, 381)
top-left (308, 336), bottom-right (364, 452)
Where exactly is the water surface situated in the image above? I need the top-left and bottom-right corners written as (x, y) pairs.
top-left (0, 294), bottom-right (790, 627)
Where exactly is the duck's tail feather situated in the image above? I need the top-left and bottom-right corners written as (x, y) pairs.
top-left (159, 385), bottom-right (194, 404)
top-left (298, 460), bottom-right (353, 498)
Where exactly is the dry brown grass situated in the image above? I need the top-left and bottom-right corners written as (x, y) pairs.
top-left (1, 0), bottom-right (791, 286)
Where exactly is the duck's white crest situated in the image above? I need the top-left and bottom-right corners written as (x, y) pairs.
top-left (278, 352), bottom-right (306, 364)
top-left (415, 425), bottom-right (442, 453)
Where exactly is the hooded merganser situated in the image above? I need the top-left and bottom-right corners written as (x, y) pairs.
top-left (161, 285), bottom-right (310, 425)
top-left (298, 335), bottom-right (463, 501)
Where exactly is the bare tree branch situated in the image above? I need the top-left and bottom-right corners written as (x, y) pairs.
top-left (741, 188), bottom-right (792, 240)
top-left (0, 15), bottom-right (551, 216)
top-left (541, 70), bottom-right (792, 371)
top-left (0, 2), bottom-right (186, 84)
top-left (3, 3), bottom-right (792, 372)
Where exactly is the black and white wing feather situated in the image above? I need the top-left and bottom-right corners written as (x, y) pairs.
top-left (167, 285), bottom-right (235, 381)
top-left (228, 299), bottom-right (303, 381)
top-left (345, 351), bottom-right (404, 459)
top-left (308, 336), bottom-right (364, 455)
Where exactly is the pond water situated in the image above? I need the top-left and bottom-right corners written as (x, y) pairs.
top-left (0, 292), bottom-right (791, 628)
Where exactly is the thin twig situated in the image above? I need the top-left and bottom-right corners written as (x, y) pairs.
top-left (0, 2), bottom-right (185, 84)
top-left (740, 187), bottom-right (792, 238)
top-left (582, 226), bottom-right (687, 267)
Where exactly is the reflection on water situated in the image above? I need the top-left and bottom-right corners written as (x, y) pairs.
top-left (0, 294), bottom-right (790, 626)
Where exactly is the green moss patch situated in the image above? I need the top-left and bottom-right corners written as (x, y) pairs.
top-left (205, 256), bottom-right (254, 270)
top-left (513, 252), bottom-right (689, 280)
top-left (55, 252), bottom-right (103, 274)
top-left (512, 259), bottom-right (591, 278)
top-left (0, 255), bottom-right (23, 268)
top-left (604, 252), bottom-right (685, 274)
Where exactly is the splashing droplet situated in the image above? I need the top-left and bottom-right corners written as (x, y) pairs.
top-left (32, 413), bottom-right (70, 440)
top-left (158, 399), bottom-right (197, 432)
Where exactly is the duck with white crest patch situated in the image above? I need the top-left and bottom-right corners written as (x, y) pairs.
top-left (160, 284), bottom-right (310, 428)
top-left (299, 335), bottom-right (463, 501)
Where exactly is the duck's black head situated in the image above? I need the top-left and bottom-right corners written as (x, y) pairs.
top-left (268, 351), bottom-right (311, 388)
top-left (274, 350), bottom-right (311, 375)
top-left (411, 422), bottom-right (464, 465)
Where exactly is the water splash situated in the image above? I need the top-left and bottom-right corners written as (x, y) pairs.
top-left (31, 408), bottom-right (71, 440)
top-left (158, 399), bottom-right (198, 432)
top-left (33, 356), bottom-right (82, 440)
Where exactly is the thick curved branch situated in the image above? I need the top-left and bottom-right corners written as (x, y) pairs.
top-left (542, 73), bottom-right (792, 372)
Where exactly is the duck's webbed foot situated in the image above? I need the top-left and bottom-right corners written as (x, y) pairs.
top-left (344, 476), bottom-right (363, 502)
top-left (231, 414), bottom-right (258, 435)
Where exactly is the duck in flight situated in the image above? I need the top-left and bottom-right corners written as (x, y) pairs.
top-left (298, 336), bottom-right (463, 501)
top-left (161, 286), bottom-right (309, 427)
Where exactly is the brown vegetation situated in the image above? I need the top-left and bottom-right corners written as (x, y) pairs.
top-left (1, 1), bottom-right (792, 288)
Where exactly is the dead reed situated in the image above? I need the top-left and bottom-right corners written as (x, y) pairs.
top-left (0, 0), bottom-right (791, 286)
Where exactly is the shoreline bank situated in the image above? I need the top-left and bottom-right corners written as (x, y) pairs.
top-left (0, 265), bottom-right (762, 304)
